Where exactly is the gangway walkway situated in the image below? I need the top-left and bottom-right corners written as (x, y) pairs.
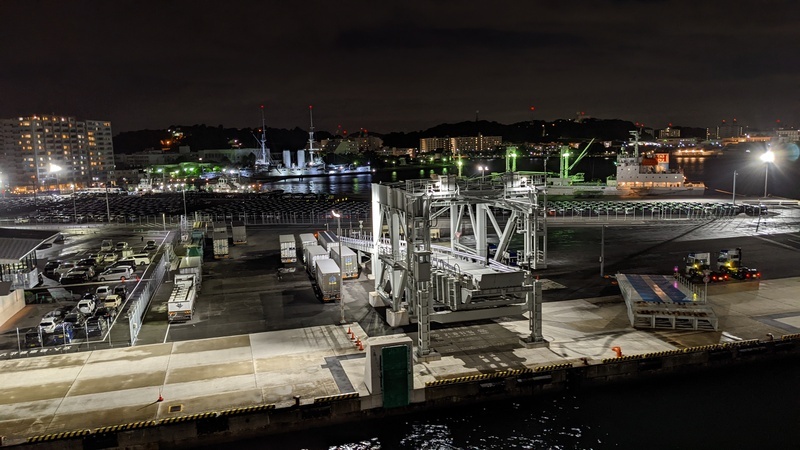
top-left (617, 274), bottom-right (718, 331)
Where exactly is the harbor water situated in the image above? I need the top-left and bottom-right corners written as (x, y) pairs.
top-left (259, 150), bottom-right (800, 200)
top-left (226, 358), bottom-right (800, 449)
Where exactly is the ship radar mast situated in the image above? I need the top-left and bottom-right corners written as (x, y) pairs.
top-left (629, 130), bottom-right (641, 158)
top-left (257, 105), bottom-right (270, 166)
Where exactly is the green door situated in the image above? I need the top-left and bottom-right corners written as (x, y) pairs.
top-left (381, 345), bottom-right (409, 408)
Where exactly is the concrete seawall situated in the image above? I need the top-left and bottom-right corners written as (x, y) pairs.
top-left (9, 334), bottom-right (799, 449)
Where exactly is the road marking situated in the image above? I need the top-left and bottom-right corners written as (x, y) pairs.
top-left (755, 235), bottom-right (800, 250)
top-left (163, 323), bottom-right (171, 344)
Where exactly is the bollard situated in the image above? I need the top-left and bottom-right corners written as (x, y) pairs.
top-left (611, 346), bottom-right (622, 358)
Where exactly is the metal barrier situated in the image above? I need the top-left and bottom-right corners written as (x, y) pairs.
top-left (128, 232), bottom-right (178, 345)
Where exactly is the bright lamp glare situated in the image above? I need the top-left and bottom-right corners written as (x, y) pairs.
top-left (760, 150), bottom-right (775, 163)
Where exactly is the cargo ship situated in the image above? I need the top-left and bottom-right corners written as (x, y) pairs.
top-left (542, 131), bottom-right (706, 197)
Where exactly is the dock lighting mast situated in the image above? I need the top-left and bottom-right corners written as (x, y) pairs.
top-left (760, 150), bottom-right (775, 197)
top-left (332, 210), bottom-right (346, 324)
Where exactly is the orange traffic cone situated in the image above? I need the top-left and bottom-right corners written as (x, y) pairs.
top-left (157, 395), bottom-right (164, 403)
top-left (357, 340), bottom-right (364, 351)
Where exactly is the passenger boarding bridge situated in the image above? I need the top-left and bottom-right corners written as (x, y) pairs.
top-left (336, 174), bottom-right (550, 360)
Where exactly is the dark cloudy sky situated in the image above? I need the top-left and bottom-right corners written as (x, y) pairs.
top-left (2, 0), bottom-right (798, 133)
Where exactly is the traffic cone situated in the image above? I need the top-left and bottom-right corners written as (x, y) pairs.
top-left (157, 395), bottom-right (164, 403)
top-left (350, 332), bottom-right (355, 341)
top-left (355, 337), bottom-right (361, 347)
top-left (357, 340), bottom-right (364, 351)
top-left (347, 327), bottom-right (352, 336)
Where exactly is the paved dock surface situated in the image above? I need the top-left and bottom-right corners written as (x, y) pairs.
top-left (1, 277), bottom-right (799, 441)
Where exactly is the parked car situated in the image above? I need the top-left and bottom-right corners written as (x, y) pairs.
top-left (103, 294), bottom-right (123, 310)
top-left (112, 259), bottom-right (138, 270)
top-left (100, 252), bottom-right (118, 263)
top-left (39, 317), bottom-right (60, 333)
top-left (85, 317), bottom-right (107, 338)
top-left (82, 292), bottom-right (98, 303)
top-left (96, 285), bottom-right (112, 300)
top-left (98, 267), bottom-right (133, 282)
top-left (54, 262), bottom-right (77, 278)
top-left (115, 242), bottom-right (130, 251)
top-left (24, 328), bottom-right (43, 348)
top-left (113, 284), bottom-right (128, 300)
top-left (77, 258), bottom-right (98, 268)
top-left (94, 307), bottom-right (116, 321)
top-left (129, 254), bottom-right (151, 266)
top-left (60, 270), bottom-right (88, 285)
top-left (63, 312), bottom-right (86, 329)
top-left (77, 299), bottom-right (97, 316)
top-left (45, 322), bottom-right (74, 346)
top-left (44, 261), bottom-right (61, 276)
top-left (144, 240), bottom-right (158, 252)
top-left (100, 240), bottom-right (113, 252)
top-left (72, 265), bottom-right (95, 279)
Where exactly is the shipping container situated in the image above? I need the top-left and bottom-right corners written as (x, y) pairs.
top-left (331, 245), bottom-right (358, 279)
top-left (317, 230), bottom-right (339, 252)
top-left (314, 259), bottom-right (341, 303)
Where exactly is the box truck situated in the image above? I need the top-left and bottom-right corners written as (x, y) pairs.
top-left (167, 274), bottom-right (197, 322)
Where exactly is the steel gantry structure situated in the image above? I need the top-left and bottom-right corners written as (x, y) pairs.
top-left (370, 173), bottom-right (548, 360)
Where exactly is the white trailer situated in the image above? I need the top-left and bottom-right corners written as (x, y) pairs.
top-left (280, 234), bottom-right (297, 263)
top-left (167, 274), bottom-right (197, 322)
top-left (305, 245), bottom-right (330, 275)
top-left (213, 231), bottom-right (229, 259)
top-left (331, 245), bottom-right (358, 279)
top-left (314, 259), bottom-right (341, 303)
top-left (317, 230), bottom-right (339, 252)
top-left (232, 221), bottom-right (247, 244)
top-left (299, 233), bottom-right (317, 262)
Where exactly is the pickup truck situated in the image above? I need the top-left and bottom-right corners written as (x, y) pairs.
top-left (103, 294), bottom-right (122, 310)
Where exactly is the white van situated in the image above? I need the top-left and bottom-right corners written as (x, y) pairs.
top-left (98, 267), bottom-right (133, 282)
top-left (129, 254), bottom-right (151, 266)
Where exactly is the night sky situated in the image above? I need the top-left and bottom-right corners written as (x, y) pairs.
top-left (2, 1), bottom-right (798, 134)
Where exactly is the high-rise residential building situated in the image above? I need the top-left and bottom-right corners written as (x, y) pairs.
top-left (0, 115), bottom-right (114, 192)
top-left (420, 135), bottom-right (502, 154)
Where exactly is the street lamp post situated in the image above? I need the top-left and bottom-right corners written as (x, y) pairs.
top-left (479, 165), bottom-right (486, 188)
top-left (732, 170), bottom-right (737, 206)
top-left (760, 150), bottom-right (775, 198)
top-left (332, 210), bottom-right (346, 324)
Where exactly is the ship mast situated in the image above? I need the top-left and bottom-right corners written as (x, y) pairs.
top-left (629, 130), bottom-right (641, 158)
top-left (308, 105), bottom-right (318, 165)
top-left (258, 105), bottom-right (269, 165)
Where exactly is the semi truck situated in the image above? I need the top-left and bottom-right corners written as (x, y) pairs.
top-left (232, 221), bottom-right (247, 245)
top-left (314, 259), bottom-right (341, 303)
top-left (280, 234), bottom-right (297, 263)
top-left (317, 230), bottom-right (339, 252)
top-left (331, 244), bottom-right (358, 279)
top-left (305, 245), bottom-right (330, 275)
top-left (213, 231), bottom-right (229, 259)
top-left (167, 274), bottom-right (197, 322)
